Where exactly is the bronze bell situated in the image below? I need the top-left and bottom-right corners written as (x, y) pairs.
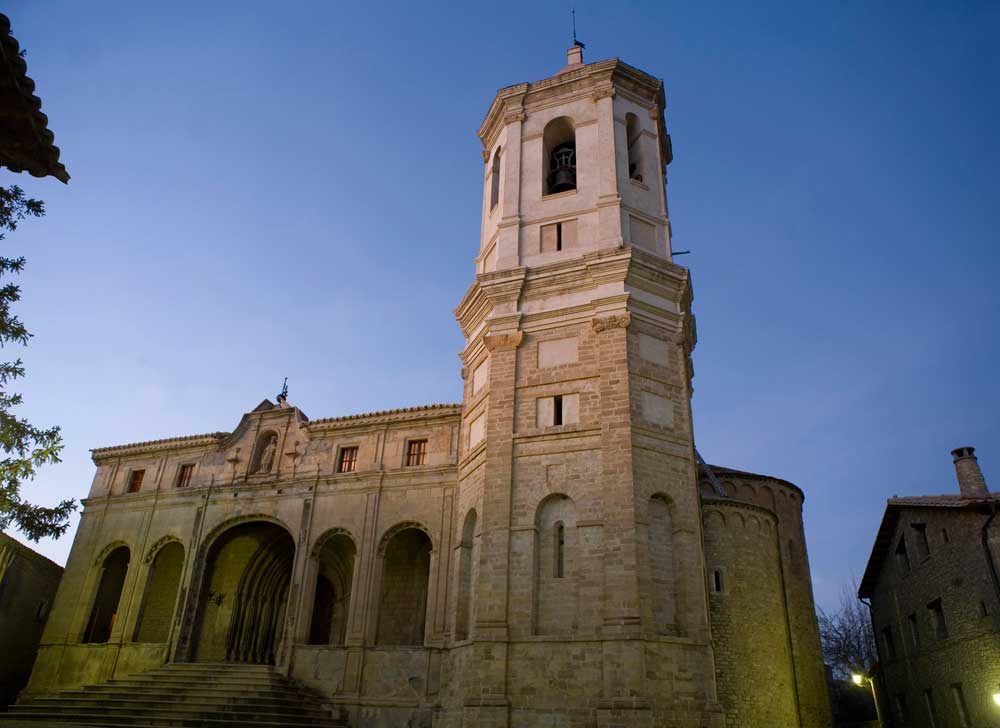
top-left (547, 143), bottom-right (576, 193)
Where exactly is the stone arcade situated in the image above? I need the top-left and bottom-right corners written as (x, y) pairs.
top-left (20, 49), bottom-right (832, 727)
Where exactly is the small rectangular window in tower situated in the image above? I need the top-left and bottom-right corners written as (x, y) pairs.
top-left (406, 439), bottom-right (427, 467)
top-left (951, 683), bottom-right (971, 728)
top-left (911, 523), bottom-right (930, 560)
top-left (895, 537), bottom-right (910, 574)
top-left (712, 569), bottom-right (724, 593)
top-left (540, 219), bottom-right (576, 253)
top-left (554, 522), bottom-right (565, 578)
top-left (35, 600), bottom-right (49, 622)
top-left (979, 600), bottom-right (989, 618)
top-left (338, 446), bottom-right (359, 473)
top-left (941, 527), bottom-right (949, 543)
top-left (881, 625), bottom-right (896, 659)
top-left (923, 689), bottom-right (939, 728)
top-left (928, 598), bottom-right (948, 639)
top-left (176, 464), bottom-right (195, 489)
top-left (126, 469), bottom-right (145, 493)
top-left (553, 395), bottom-right (564, 426)
top-left (907, 613), bottom-right (919, 651)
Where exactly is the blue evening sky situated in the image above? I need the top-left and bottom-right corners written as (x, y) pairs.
top-left (4, 1), bottom-right (998, 613)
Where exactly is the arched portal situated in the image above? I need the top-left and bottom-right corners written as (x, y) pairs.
top-left (308, 532), bottom-right (356, 645)
top-left (376, 526), bottom-right (432, 646)
top-left (192, 521), bottom-right (294, 664)
top-left (134, 541), bottom-right (184, 643)
top-left (83, 546), bottom-right (130, 643)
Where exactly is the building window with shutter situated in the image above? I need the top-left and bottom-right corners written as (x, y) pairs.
top-left (540, 219), bottom-right (577, 253)
top-left (126, 469), bottom-right (145, 493)
top-left (176, 464), bottom-right (195, 488)
top-left (338, 446), bottom-right (359, 473)
top-left (406, 439), bottom-right (427, 467)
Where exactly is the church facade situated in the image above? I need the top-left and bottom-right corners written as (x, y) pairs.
top-left (24, 49), bottom-right (831, 727)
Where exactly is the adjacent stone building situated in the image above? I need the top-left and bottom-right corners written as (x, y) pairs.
top-left (20, 49), bottom-right (831, 727)
top-left (859, 447), bottom-right (1000, 728)
top-left (0, 533), bottom-right (63, 708)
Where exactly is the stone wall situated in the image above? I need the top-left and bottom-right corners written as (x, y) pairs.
top-left (0, 534), bottom-right (63, 707)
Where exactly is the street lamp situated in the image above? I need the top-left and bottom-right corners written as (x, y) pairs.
top-left (851, 673), bottom-right (883, 727)
top-left (993, 691), bottom-right (1000, 707)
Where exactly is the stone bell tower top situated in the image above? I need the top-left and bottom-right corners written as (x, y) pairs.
top-left (475, 50), bottom-right (674, 275)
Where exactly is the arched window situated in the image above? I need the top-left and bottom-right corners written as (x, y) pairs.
top-left (134, 541), bottom-right (184, 643)
top-left (83, 546), bottom-right (130, 644)
top-left (533, 494), bottom-right (577, 635)
top-left (249, 431), bottom-right (278, 475)
top-left (543, 117), bottom-right (576, 195)
top-left (309, 533), bottom-right (356, 646)
top-left (454, 509), bottom-right (478, 640)
top-left (489, 150), bottom-right (501, 210)
top-left (376, 527), bottom-right (432, 645)
top-left (626, 113), bottom-right (644, 182)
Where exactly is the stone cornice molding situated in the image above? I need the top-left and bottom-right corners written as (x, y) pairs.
top-left (591, 313), bottom-right (631, 333)
top-left (702, 496), bottom-right (779, 525)
top-left (306, 404), bottom-right (463, 433)
top-left (92, 433), bottom-right (228, 464)
top-left (483, 330), bottom-right (524, 351)
top-left (592, 84), bottom-right (616, 102)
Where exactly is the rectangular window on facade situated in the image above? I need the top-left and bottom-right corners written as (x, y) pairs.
top-left (951, 684), bottom-right (971, 728)
top-left (338, 446), bottom-right (359, 473)
top-left (712, 569), bottom-right (724, 593)
top-left (923, 689), bottom-right (939, 728)
top-left (176, 463), bottom-right (195, 488)
top-left (928, 598), bottom-right (948, 639)
top-left (912, 523), bottom-right (930, 560)
top-left (126, 469), bottom-right (145, 493)
top-left (540, 219), bottom-right (577, 253)
top-left (881, 625), bottom-right (896, 659)
top-left (536, 394), bottom-right (579, 428)
top-left (406, 439), bottom-right (427, 467)
top-left (941, 527), bottom-right (949, 543)
top-left (895, 537), bottom-right (910, 574)
top-left (907, 613), bottom-right (920, 651)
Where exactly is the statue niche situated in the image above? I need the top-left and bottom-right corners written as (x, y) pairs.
top-left (249, 431), bottom-right (278, 475)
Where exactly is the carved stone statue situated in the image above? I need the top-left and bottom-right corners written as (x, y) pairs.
top-left (254, 434), bottom-right (277, 474)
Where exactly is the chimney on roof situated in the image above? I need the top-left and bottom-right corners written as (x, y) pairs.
top-left (951, 446), bottom-right (988, 497)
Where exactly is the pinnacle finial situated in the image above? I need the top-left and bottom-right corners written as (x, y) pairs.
top-left (277, 377), bottom-right (288, 404)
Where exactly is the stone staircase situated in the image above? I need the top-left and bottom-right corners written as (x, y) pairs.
top-left (0, 663), bottom-right (348, 727)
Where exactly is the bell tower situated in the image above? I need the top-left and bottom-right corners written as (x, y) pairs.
top-left (475, 46), bottom-right (674, 276)
top-left (453, 48), bottom-right (721, 728)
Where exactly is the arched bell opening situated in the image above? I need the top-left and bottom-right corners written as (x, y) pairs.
top-left (543, 116), bottom-right (577, 195)
top-left (83, 546), bottom-right (131, 644)
top-left (191, 521), bottom-right (294, 664)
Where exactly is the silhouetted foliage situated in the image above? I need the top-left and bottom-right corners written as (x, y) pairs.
top-left (817, 581), bottom-right (878, 680)
top-left (0, 184), bottom-right (74, 540)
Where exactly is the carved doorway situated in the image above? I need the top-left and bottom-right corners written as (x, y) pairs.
top-left (191, 521), bottom-right (294, 664)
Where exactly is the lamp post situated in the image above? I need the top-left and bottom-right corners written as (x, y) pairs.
top-left (852, 673), bottom-right (883, 727)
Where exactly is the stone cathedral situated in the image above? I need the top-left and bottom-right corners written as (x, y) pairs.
top-left (18, 49), bottom-right (832, 727)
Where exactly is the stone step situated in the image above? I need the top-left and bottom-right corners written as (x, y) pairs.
top-left (17, 696), bottom-right (334, 717)
top-left (0, 663), bottom-right (346, 728)
top-left (10, 704), bottom-right (333, 722)
top-left (0, 712), bottom-right (342, 727)
top-left (25, 691), bottom-right (312, 710)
